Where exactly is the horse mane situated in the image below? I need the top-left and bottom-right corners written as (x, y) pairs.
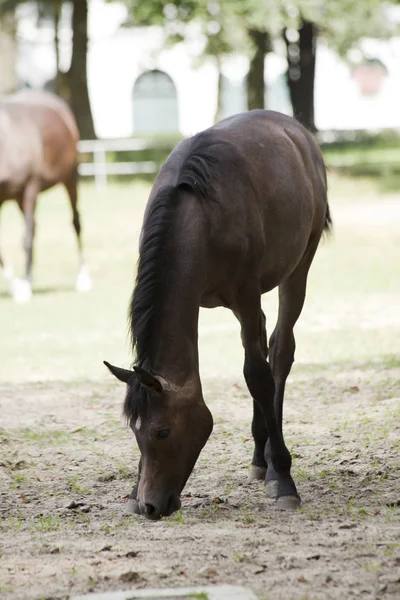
top-left (124, 132), bottom-right (230, 423)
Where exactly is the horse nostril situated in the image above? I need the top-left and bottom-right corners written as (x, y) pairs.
top-left (145, 503), bottom-right (156, 517)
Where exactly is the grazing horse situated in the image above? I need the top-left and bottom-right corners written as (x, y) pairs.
top-left (105, 110), bottom-right (331, 520)
top-left (0, 89), bottom-right (91, 302)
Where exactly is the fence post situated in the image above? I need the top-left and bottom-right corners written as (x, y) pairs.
top-left (93, 143), bottom-right (107, 190)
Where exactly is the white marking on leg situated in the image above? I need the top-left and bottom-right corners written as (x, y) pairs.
top-left (76, 263), bottom-right (92, 292)
top-left (12, 278), bottom-right (32, 303)
top-left (135, 416), bottom-right (142, 431)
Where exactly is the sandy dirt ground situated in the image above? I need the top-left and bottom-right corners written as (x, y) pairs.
top-left (1, 191), bottom-right (400, 599)
top-left (1, 360), bottom-right (399, 600)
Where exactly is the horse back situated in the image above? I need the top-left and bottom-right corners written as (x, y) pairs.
top-left (150, 111), bottom-right (328, 303)
top-left (0, 91), bottom-right (79, 198)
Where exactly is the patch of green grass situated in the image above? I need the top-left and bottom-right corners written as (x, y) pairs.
top-left (239, 506), bottom-right (255, 525)
top-left (12, 473), bottom-right (27, 484)
top-left (6, 516), bottom-right (24, 531)
top-left (22, 428), bottom-right (69, 445)
top-left (166, 509), bottom-right (185, 525)
top-left (117, 461), bottom-right (130, 480)
top-left (69, 474), bottom-right (92, 495)
top-left (363, 561), bottom-right (382, 573)
top-left (32, 515), bottom-right (61, 532)
top-left (233, 551), bottom-right (244, 563)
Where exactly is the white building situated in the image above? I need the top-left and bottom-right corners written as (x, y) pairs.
top-left (12, 0), bottom-right (400, 139)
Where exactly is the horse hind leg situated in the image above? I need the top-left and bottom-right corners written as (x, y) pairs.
top-left (64, 166), bottom-right (92, 292)
top-left (12, 180), bottom-right (39, 302)
top-left (265, 235), bottom-right (322, 508)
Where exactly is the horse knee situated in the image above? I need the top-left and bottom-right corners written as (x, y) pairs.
top-left (269, 331), bottom-right (295, 377)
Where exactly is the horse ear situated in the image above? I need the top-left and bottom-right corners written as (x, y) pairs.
top-left (103, 361), bottom-right (134, 384)
top-left (133, 366), bottom-right (164, 393)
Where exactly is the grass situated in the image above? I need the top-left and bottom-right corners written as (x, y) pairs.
top-left (1, 174), bottom-right (399, 385)
top-left (32, 515), bottom-right (61, 533)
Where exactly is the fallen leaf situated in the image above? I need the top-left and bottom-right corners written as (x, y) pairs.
top-left (119, 571), bottom-right (140, 583)
top-left (212, 497), bottom-right (224, 504)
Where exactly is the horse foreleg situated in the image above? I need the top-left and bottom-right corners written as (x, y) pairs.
top-left (248, 310), bottom-right (269, 482)
top-left (235, 285), bottom-right (300, 510)
top-left (64, 167), bottom-right (92, 293)
top-left (12, 181), bottom-right (38, 302)
top-left (0, 206), bottom-right (15, 293)
top-left (126, 457), bottom-right (142, 515)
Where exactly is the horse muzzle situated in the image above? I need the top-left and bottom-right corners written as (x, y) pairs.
top-left (138, 493), bottom-right (182, 520)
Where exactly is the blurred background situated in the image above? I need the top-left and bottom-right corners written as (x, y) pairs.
top-left (2, 0), bottom-right (400, 166)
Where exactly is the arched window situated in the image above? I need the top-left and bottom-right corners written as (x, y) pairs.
top-left (132, 69), bottom-right (179, 134)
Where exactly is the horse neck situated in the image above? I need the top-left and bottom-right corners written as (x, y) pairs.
top-left (139, 195), bottom-right (206, 387)
top-left (149, 293), bottom-right (200, 387)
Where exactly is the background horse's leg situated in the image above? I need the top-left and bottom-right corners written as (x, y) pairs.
top-left (248, 310), bottom-right (269, 482)
top-left (0, 205), bottom-right (15, 293)
top-left (265, 235), bottom-right (322, 502)
top-left (64, 166), bottom-right (92, 292)
top-left (12, 180), bottom-right (39, 302)
top-left (235, 285), bottom-right (299, 510)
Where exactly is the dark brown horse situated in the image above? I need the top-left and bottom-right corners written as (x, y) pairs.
top-left (105, 110), bottom-right (331, 520)
top-left (0, 89), bottom-right (91, 301)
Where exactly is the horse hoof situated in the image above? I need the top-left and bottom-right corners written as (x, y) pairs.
top-left (126, 499), bottom-right (139, 515)
top-left (265, 480), bottom-right (279, 498)
top-left (248, 465), bottom-right (267, 482)
top-left (276, 495), bottom-right (301, 511)
top-left (76, 266), bottom-right (92, 293)
top-left (12, 279), bottom-right (32, 303)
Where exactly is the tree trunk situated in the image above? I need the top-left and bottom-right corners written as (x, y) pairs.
top-left (66, 0), bottom-right (96, 139)
top-left (283, 20), bottom-right (316, 132)
top-left (0, 10), bottom-right (17, 94)
top-left (53, 0), bottom-right (62, 95)
top-left (214, 55), bottom-right (223, 123)
top-left (246, 29), bottom-right (269, 111)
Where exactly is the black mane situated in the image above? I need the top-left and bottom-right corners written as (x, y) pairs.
top-left (124, 132), bottom-right (231, 422)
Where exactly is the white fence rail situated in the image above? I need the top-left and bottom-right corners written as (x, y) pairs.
top-left (77, 138), bottom-right (166, 189)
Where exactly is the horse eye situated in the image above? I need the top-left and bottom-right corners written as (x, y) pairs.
top-left (155, 428), bottom-right (171, 440)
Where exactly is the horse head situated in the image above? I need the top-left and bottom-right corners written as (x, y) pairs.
top-left (104, 361), bottom-right (213, 520)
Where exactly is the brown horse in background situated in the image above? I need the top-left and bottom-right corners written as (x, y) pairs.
top-left (105, 110), bottom-right (331, 520)
top-left (0, 89), bottom-right (91, 301)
